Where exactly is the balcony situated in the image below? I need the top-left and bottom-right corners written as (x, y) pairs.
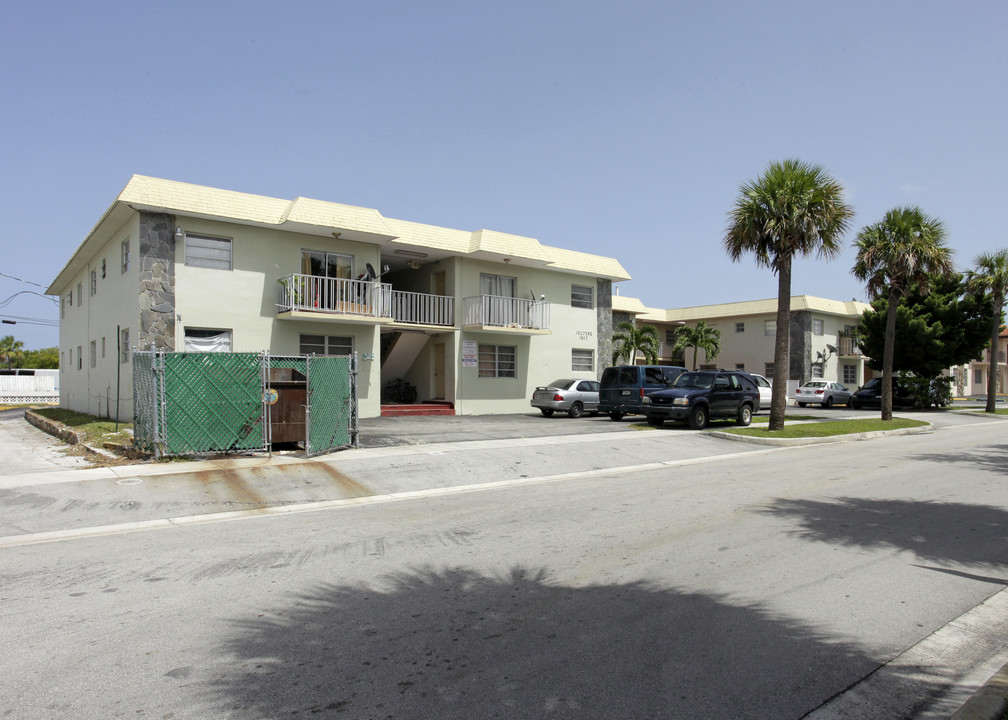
top-left (462, 295), bottom-right (550, 333)
top-left (837, 335), bottom-right (862, 356)
top-left (277, 274), bottom-right (453, 327)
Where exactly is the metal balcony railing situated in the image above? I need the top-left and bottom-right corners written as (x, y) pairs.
top-left (278, 274), bottom-right (454, 326)
top-left (462, 295), bottom-right (550, 330)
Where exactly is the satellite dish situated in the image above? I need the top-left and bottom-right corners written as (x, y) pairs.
top-left (366, 262), bottom-right (377, 279)
top-left (826, 344), bottom-right (837, 354)
top-left (530, 290), bottom-right (536, 301)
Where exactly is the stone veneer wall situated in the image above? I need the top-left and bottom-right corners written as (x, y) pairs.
top-left (789, 310), bottom-right (811, 383)
top-left (597, 279), bottom-right (613, 376)
top-left (138, 212), bottom-right (176, 351)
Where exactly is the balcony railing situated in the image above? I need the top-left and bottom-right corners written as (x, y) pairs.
top-left (837, 335), bottom-right (862, 356)
top-left (463, 295), bottom-right (550, 330)
top-left (388, 289), bottom-right (453, 326)
top-left (278, 274), bottom-right (453, 326)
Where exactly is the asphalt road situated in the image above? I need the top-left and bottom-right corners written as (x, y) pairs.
top-left (0, 408), bottom-right (1006, 718)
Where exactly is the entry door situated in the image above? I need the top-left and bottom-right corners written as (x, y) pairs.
top-left (434, 344), bottom-right (446, 399)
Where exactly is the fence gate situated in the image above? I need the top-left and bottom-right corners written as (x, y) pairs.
top-left (305, 355), bottom-right (356, 456)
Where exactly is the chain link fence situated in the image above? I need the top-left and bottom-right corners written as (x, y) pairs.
top-left (133, 350), bottom-right (357, 458)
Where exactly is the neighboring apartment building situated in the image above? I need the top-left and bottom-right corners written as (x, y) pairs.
top-left (47, 176), bottom-right (630, 420)
top-left (612, 294), bottom-right (871, 392)
top-left (950, 327), bottom-right (1007, 398)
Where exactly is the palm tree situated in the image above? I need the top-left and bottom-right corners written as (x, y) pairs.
top-left (967, 249), bottom-right (1008, 413)
top-left (724, 159), bottom-right (854, 430)
top-left (672, 321), bottom-right (722, 370)
top-left (611, 321), bottom-right (659, 365)
top-left (853, 206), bottom-right (954, 420)
top-left (0, 335), bottom-right (25, 369)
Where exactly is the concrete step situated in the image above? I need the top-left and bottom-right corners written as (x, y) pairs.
top-left (380, 402), bottom-right (455, 417)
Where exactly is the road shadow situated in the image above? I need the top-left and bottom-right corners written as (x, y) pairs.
top-left (917, 443), bottom-right (1008, 476)
top-left (759, 497), bottom-right (1008, 570)
top-left (206, 566), bottom-right (885, 719)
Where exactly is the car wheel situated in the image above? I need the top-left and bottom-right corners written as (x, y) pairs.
top-left (646, 415), bottom-right (663, 426)
top-left (798, 402), bottom-right (806, 407)
top-left (736, 404), bottom-right (752, 426)
top-left (539, 408), bottom-right (554, 417)
top-left (823, 396), bottom-right (833, 409)
top-left (609, 412), bottom-right (624, 421)
top-left (568, 402), bottom-right (584, 419)
top-left (688, 405), bottom-right (708, 430)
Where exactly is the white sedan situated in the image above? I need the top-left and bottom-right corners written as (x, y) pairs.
top-left (794, 381), bottom-right (852, 408)
top-left (748, 373), bottom-right (772, 411)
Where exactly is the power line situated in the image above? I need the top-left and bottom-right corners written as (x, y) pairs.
top-left (0, 290), bottom-right (58, 308)
top-left (0, 271), bottom-right (48, 289)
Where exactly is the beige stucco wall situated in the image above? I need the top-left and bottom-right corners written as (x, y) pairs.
top-left (56, 214), bottom-right (139, 420)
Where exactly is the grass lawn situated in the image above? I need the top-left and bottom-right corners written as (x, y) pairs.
top-left (725, 417), bottom-right (929, 438)
top-left (31, 407), bottom-right (133, 446)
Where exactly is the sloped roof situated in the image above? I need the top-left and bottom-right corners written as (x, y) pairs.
top-left (50, 175), bottom-right (632, 292)
top-left (616, 294), bottom-right (870, 323)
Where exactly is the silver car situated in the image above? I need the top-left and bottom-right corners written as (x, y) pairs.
top-left (794, 381), bottom-right (852, 408)
top-left (531, 379), bottom-right (600, 418)
top-left (748, 373), bottom-right (772, 411)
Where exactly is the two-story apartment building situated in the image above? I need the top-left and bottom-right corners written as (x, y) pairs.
top-left (47, 176), bottom-right (630, 420)
top-left (950, 327), bottom-right (1007, 398)
top-left (613, 293), bottom-right (871, 393)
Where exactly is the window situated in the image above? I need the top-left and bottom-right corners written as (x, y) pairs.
top-left (812, 363), bottom-right (824, 378)
top-left (101, 337), bottom-right (106, 359)
top-left (68, 348), bottom-right (72, 369)
top-left (571, 348), bottom-right (594, 372)
top-left (480, 273), bottom-right (516, 298)
top-left (302, 250), bottom-right (352, 280)
top-left (765, 362), bottom-right (775, 378)
top-left (61, 296), bottom-right (68, 319)
top-left (665, 329), bottom-right (677, 344)
top-left (77, 282), bottom-right (82, 306)
top-left (975, 368), bottom-right (984, 384)
top-left (699, 363), bottom-right (717, 370)
top-left (185, 233), bottom-right (232, 270)
top-left (101, 258), bottom-right (106, 279)
top-left (842, 364), bottom-right (856, 384)
top-left (90, 270), bottom-right (97, 296)
top-left (478, 344), bottom-right (516, 377)
top-left (812, 319), bottom-right (824, 336)
top-left (735, 363), bottom-right (745, 371)
top-left (77, 345), bottom-right (82, 370)
top-left (120, 328), bottom-right (130, 364)
top-left (571, 285), bottom-right (593, 309)
top-left (299, 334), bottom-right (353, 356)
top-left (184, 328), bottom-right (233, 352)
top-left (764, 320), bottom-right (776, 336)
top-left (121, 238), bottom-right (129, 273)
top-left (90, 341), bottom-right (96, 368)
top-left (735, 322), bottom-right (745, 333)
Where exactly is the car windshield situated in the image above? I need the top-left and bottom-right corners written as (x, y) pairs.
top-left (548, 379), bottom-right (575, 389)
top-left (673, 372), bottom-right (714, 389)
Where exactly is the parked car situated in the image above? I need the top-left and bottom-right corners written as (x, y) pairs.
top-left (599, 365), bottom-right (688, 421)
top-left (645, 370), bottom-right (760, 429)
top-left (794, 381), bottom-right (852, 408)
top-left (848, 377), bottom-right (916, 409)
top-left (531, 379), bottom-right (600, 418)
top-left (748, 373), bottom-right (772, 411)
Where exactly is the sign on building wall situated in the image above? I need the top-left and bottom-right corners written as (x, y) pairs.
top-left (462, 340), bottom-right (478, 368)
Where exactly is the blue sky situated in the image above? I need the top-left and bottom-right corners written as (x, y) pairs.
top-left (2, 0), bottom-right (1005, 350)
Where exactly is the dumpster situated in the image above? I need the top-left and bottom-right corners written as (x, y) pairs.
top-left (268, 367), bottom-right (307, 444)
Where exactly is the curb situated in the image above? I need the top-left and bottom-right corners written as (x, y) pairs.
top-left (708, 422), bottom-right (934, 446)
top-left (953, 660), bottom-right (1008, 720)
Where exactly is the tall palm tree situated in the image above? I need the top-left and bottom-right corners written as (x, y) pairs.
top-left (672, 321), bottom-right (722, 370)
top-left (853, 206), bottom-right (954, 420)
top-left (611, 321), bottom-right (659, 365)
top-left (967, 248), bottom-right (1008, 413)
top-left (724, 159), bottom-right (854, 430)
top-left (0, 335), bottom-right (25, 370)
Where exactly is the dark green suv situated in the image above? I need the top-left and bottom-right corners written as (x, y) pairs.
top-left (644, 370), bottom-right (760, 429)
